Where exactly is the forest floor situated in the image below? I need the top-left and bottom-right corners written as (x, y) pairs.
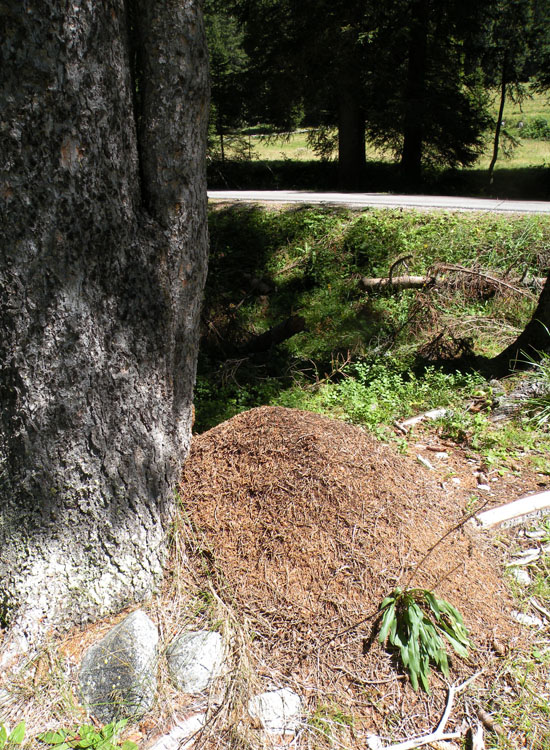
top-left (8, 398), bottom-right (549, 750)
top-left (3, 204), bottom-right (550, 750)
top-left (169, 404), bottom-right (549, 750)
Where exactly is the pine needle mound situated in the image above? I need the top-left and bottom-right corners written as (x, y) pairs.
top-left (179, 405), bottom-right (517, 739)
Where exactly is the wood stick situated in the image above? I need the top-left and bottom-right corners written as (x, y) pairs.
top-left (374, 672), bottom-right (481, 750)
top-left (360, 275), bottom-right (435, 291)
top-left (359, 267), bottom-right (544, 296)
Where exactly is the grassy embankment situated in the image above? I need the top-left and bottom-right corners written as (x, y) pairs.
top-left (197, 202), bottom-right (550, 748)
top-left (198, 205), bottom-right (550, 441)
top-left (200, 93), bottom-right (550, 748)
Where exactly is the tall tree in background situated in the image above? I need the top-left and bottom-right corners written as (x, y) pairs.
top-left (231, 0), bottom-right (499, 188)
top-left (0, 0), bottom-right (209, 657)
top-left (483, 0), bottom-right (533, 183)
top-left (365, 0), bottom-right (493, 183)
top-left (205, 0), bottom-right (249, 162)
top-left (530, 0), bottom-right (550, 89)
top-left (232, 0), bottom-right (372, 189)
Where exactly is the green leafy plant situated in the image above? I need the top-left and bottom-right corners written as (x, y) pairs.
top-left (38, 719), bottom-right (138, 750)
top-left (0, 721), bottom-right (25, 749)
top-left (378, 587), bottom-right (472, 693)
top-left (519, 116), bottom-right (550, 140)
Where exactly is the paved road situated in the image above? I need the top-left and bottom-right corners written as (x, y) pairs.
top-left (208, 189), bottom-right (550, 214)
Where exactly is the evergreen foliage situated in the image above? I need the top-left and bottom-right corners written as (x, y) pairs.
top-left (203, 0), bottom-right (550, 185)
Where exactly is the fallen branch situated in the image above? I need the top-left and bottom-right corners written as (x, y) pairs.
top-left (389, 254), bottom-right (414, 283)
top-left (367, 672), bottom-right (481, 750)
top-left (359, 266), bottom-right (543, 296)
top-left (397, 408), bottom-right (448, 430)
top-left (433, 263), bottom-right (538, 299)
top-left (360, 275), bottom-right (436, 291)
top-left (469, 723), bottom-right (485, 750)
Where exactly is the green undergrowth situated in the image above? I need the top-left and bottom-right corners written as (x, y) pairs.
top-left (197, 204), bottom-right (550, 436)
top-left (378, 587), bottom-right (472, 693)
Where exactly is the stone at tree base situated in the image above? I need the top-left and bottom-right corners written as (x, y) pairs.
top-left (79, 610), bottom-right (158, 723)
top-left (148, 714), bottom-right (206, 750)
top-left (248, 688), bottom-right (302, 734)
top-left (166, 630), bottom-right (225, 693)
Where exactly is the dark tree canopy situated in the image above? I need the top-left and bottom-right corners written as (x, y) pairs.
top-left (218, 0), bottom-right (521, 187)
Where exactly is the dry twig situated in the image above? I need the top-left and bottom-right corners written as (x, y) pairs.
top-left (367, 672), bottom-right (481, 750)
top-left (433, 263), bottom-right (536, 299)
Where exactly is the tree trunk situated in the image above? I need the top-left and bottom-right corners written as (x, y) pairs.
top-left (400, 0), bottom-right (428, 185)
top-left (488, 55), bottom-right (508, 186)
top-left (489, 273), bottom-right (550, 376)
top-left (0, 0), bottom-right (209, 658)
top-left (337, 69), bottom-right (366, 191)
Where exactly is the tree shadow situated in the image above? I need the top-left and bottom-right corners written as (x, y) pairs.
top-left (197, 204), bottom-right (401, 431)
top-left (208, 159), bottom-right (550, 201)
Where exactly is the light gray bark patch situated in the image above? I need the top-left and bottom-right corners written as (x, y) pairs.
top-left (79, 610), bottom-right (159, 723)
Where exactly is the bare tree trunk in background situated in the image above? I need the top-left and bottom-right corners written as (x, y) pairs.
top-left (0, 0), bottom-right (209, 658)
top-left (400, 0), bottom-right (428, 185)
top-left (337, 66), bottom-right (366, 191)
top-left (488, 54), bottom-right (508, 186)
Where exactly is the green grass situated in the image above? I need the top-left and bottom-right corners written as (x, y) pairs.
top-left (196, 204), bottom-right (550, 433)
top-left (229, 88), bottom-right (550, 170)
top-left (485, 522), bottom-right (550, 750)
top-left (196, 203), bottom-right (550, 749)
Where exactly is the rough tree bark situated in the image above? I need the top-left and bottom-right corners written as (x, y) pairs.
top-left (0, 0), bottom-right (209, 657)
top-left (338, 89), bottom-right (366, 192)
top-left (489, 273), bottom-right (550, 377)
top-left (337, 60), bottom-right (366, 191)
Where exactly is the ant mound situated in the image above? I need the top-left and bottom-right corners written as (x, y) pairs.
top-left (179, 406), bottom-right (517, 738)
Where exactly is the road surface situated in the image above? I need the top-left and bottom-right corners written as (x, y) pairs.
top-left (208, 189), bottom-right (550, 214)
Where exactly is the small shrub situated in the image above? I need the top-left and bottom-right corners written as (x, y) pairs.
top-left (378, 587), bottom-right (472, 692)
top-left (38, 719), bottom-right (138, 750)
top-left (519, 117), bottom-right (550, 140)
top-left (0, 722), bottom-right (25, 750)
top-left (523, 349), bottom-right (550, 428)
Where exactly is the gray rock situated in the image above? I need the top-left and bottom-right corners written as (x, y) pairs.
top-left (512, 610), bottom-right (544, 628)
top-left (248, 688), bottom-right (302, 734)
top-left (148, 714), bottom-right (205, 750)
top-left (508, 567), bottom-right (532, 586)
top-left (166, 630), bottom-right (224, 693)
top-left (79, 610), bottom-right (158, 722)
